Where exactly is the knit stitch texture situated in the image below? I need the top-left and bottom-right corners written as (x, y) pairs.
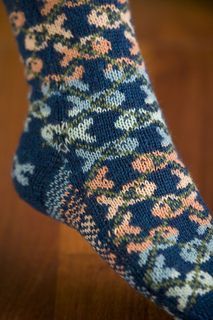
top-left (3, 1), bottom-right (213, 319)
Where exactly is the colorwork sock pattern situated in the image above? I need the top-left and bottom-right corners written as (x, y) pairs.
top-left (3, 1), bottom-right (213, 319)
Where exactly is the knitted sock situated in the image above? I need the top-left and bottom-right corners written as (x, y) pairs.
top-left (3, 1), bottom-right (212, 319)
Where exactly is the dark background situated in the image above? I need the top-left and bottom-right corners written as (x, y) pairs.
top-left (0, 0), bottom-right (212, 319)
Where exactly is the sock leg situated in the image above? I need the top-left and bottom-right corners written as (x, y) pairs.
top-left (3, 1), bottom-right (212, 319)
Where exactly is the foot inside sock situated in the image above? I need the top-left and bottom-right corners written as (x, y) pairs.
top-left (4, 1), bottom-right (213, 319)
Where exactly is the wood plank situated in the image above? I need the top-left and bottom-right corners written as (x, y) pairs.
top-left (0, 4), bottom-right (60, 319)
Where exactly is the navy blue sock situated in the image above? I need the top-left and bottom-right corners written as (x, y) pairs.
top-left (3, 1), bottom-right (212, 319)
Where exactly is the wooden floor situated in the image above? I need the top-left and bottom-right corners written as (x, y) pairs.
top-left (0, 1), bottom-right (212, 319)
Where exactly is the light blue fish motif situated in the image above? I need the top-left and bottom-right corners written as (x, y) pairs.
top-left (151, 254), bottom-right (180, 284)
top-left (30, 100), bottom-right (51, 119)
top-left (12, 155), bottom-right (35, 186)
top-left (104, 66), bottom-right (140, 84)
top-left (75, 137), bottom-right (139, 172)
top-left (67, 95), bottom-right (91, 117)
top-left (67, 79), bottom-right (90, 92)
top-left (141, 84), bottom-right (157, 105)
top-left (41, 118), bottom-right (96, 153)
top-left (157, 127), bottom-right (173, 147)
top-left (104, 68), bottom-right (124, 82)
top-left (180, 237), bottom-right (213, 264)
top-left (76, 149), bottom-right (102, 172)
top-left (166, 270), bottom-right (213, 311)
top-left (105, 90), bottom-right (125, 107)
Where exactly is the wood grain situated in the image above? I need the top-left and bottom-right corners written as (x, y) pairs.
top-left (0, 1), bottom-right (212, 319)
